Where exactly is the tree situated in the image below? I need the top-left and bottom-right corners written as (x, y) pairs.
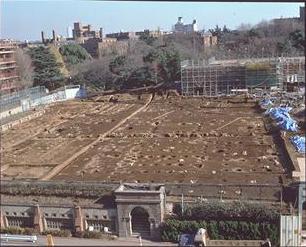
top-left (29, 46), bottom-right (64, 90)
top-left (289, 30), bottom-right (304, 50)
top-left (139, 32), bottom-right (157, 46)
top-left (59, 44), bottom-right (91, 65)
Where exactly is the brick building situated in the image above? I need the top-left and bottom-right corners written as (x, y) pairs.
top-left (73, 22), bottom-right (103, 43)
top-left (0, 40), bottom-right (19, 93)
top-left (201, 32), bottom-right (218, 48)
top-left (106, 31), bottom-right (138, 41)
top-left (173, 17), bottom-right (198, 33)
top-left (1, 183), bottom-right (165, 240)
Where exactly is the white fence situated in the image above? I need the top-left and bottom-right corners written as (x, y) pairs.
top-left (0, 85), bottom-right (86, 121)
top-left (280, 215), bottom-right (302, 247)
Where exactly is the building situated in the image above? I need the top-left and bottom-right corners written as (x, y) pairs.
top-left (0, 183), bottom-right (165, 239)
top-left (106, 31), bottom-right (138, 41)
top-left (0, 40), bottom-right (19, 93)
top-left (41, 30), bottom-right (65, 45)
top-left (181, 57), bottom-right (305, 97)
top-left (80, 37), bottom-right (128, 58)
top-left (201, 32), bottom-right (218, 48)
top-left (73, 22), bottom-right (103, 43)
top-left (135, 29), bottom-right (167, 38)
top-left (67, 26), bottom-right (73, 39)
top-left (98, 39), bottom-right (128, 57)
top-left (300, 6), bottom-right (305, 22)
top-left (173, 17), bottom-right (198, 33)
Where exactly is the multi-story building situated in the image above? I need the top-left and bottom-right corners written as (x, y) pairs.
top-left (0, 40), bottom-right (19, 93)
top-left (201, 32), bottom-right (218, 48)
top-left (106, 31), bottom-right (138, 41)
top-left (73, 22), bottom-right (103, 43)
top-left (300, 6), bottom-right (305, 22)
top-left (135, 29), bottom-right (168, 38)
top-left (173, 17), bottom-right (198, 33)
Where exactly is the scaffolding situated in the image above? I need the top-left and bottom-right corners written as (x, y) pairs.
top-left (181, 57), bottom-right (305, 97)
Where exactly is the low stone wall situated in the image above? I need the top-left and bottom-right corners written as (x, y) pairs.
top-left (0, 106), bottom-right (23, 120)
top-left (0, 109), bottom-right (45, 132)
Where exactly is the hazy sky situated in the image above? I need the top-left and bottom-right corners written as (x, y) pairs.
top-left (1, 0), bottom-right (303, 41)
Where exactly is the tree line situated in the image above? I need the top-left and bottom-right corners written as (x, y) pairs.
top-left (15, 17), bottom-right (304, 91)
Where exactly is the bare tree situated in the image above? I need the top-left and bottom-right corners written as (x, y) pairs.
top-left (15, 48), bottom-right (33, 88)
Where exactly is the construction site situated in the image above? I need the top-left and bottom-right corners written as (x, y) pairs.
top-left (181, 57), bottom-right (305, 96)
top-left (0, 56), bottom-right (305, 243)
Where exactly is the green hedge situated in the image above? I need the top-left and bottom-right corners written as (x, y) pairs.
top-left (73, 231), bottom-right (116, 240)
top-left (0, 227), bottom-right (38, 235)
top-left (42, 229), bottom-right (72, 237)
top-left (174, 201), bottom-right (279, 223)
top-left (59, 44), bottom-right (91, 65)
top-left (160, 219), bottom-right (279, 246)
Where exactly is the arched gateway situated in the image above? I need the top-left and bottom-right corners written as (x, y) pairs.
top-left (131, 207), bottom-right (150, 236)
top-left (114, 183), bottom-right (165, 240)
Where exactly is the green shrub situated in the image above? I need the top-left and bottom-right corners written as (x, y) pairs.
top-left (42, 229), bottom-right (72, 237)
top-left (59, 44), bottom-right (91, 65)
top-left (0, 227), bottom-right (38, 235)
top-left (73, 231), bottom-right (116, 240)
top-left (160, 219), bottom-right (279, 246)
top-left (176, 201), bottom-right (279, 223)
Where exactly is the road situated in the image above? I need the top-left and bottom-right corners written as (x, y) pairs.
top-left (1, 235), bottom-right (176, 246)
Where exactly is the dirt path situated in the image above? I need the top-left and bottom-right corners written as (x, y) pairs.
top-left (40, 94), bottom-right (154, 181)
top-left (215, 116), bottom-right (262, 131)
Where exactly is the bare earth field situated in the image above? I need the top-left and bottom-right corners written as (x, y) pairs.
top-left (1, 94), bottom-right (291, 188)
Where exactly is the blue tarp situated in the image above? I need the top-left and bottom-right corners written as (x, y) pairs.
top-left (290, 136), bottom-right (305, 153)
top-left (265, 107), bottom-right (298, 132)
top-left (277, 119), bottom-right (299, 132)
top-left (260, 99), bottom-right (273, 107)
top-left (178, 234), bottom-right (195, 247)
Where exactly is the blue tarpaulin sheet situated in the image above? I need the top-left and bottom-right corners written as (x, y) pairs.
top-left (260, 99), bottom-right (273, 107)
top-left (277, 119), bottom-right (298, 132)
top-left (290, 136), bottom-right (305, 153)
top-left (265, 107), bottom-right (298, 132)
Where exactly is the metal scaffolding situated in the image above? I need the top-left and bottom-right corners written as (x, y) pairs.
top-left (181, 57), bottom-right (305, 97)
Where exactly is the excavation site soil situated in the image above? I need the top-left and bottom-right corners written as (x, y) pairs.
top-left (1, 94), bottom-right (292, 189)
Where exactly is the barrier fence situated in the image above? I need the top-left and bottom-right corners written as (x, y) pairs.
top-left (0, 85), bottom-right (86, 121)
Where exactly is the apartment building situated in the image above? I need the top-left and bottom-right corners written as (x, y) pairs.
top-left (0, 40), bottom-right (19, 93)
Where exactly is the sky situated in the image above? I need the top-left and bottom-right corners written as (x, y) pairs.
top-left (0, 0), bottom-right (304, 41)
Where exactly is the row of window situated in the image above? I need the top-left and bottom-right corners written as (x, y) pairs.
top-left (44, 213), bottom-right (73, 218)
top-left (85, 214), bottom-right (108, 220)
top-left (5, 211), bottom-right (31, 217)
top-left (7, 217), bottom-right (32, 228)
top-left (5, 211), bottom-right (108, 220)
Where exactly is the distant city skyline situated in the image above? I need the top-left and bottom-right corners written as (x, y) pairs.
top-left (0, 1), bottom-right (303, 41)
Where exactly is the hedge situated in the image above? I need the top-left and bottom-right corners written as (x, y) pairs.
top-left (42, 229), bottom-right (72, 237)
top-left (160, 219), bottom-right (279, 246)
top-left (0, 227), bottom-right (38, 235)
top-left (174, 201), bottom-right (279, 223)
top-left (74, 230), bottom-right (117, 240)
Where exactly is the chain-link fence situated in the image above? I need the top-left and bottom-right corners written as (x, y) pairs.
top-left (0, 86), bottom-right (47, 112)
